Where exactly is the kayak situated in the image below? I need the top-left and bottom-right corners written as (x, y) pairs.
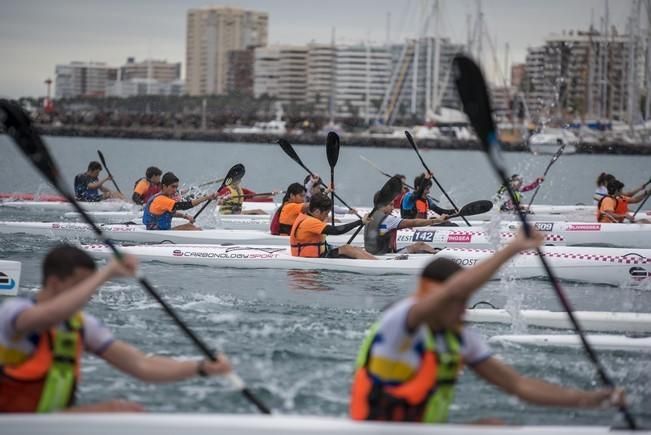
top-left (0, 192), bottom-right (66, 201)
top-left (489, 334), bottom-right (651, 352)
top-left (0, 414), bottom-right (638, 435)
top-left (0, 199), bottom-right (136, 212)
top-left (466, 309), bottom-right (651, 333)
top-left (0, 260), bottom-right (21, 297)
top-left (81, 244), bottom-right (651, 286)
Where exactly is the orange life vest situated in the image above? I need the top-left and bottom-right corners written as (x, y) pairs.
top-left (0, 316), bottom-right (83, 412)
top-left (289, 213), bottom-right (327, 258)
top-left (597, 196), bottom-right (625, 223)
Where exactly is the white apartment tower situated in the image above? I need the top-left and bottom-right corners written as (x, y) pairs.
top-left (254, 46), bottom-right (309, 104)
top-left (54, 62), bottom-right (118, 98)
top-left (186, 6), bottom-right (268, 96)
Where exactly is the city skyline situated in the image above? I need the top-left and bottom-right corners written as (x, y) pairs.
top-left (0, 0), bottom-right (632, 98)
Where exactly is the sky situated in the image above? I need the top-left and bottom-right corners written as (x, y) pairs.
top-left (0, 0), bottom-right (633, 98)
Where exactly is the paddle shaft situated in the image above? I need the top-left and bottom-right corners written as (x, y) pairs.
top-left (193, 183), bottom-right (224, 219)
top-left (359, 155), bottom-right (439, 203)
top-left (62, 191), bottom-right (271, 414)
top-left (526, 145), bottom-right (565, 208)
top-left (488, 143), bottom-right (637, 430)
top-left (346, 206), bottom-right (374, 244)
top-left (405, 133), bottom-right (471, 226)
top-left (331, 168), bottom-right (335, 225)
top-left (97, 151), bottom-right (122, 194)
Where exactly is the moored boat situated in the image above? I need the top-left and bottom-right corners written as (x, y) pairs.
top-left (489, 334), bottom-right (651, 352)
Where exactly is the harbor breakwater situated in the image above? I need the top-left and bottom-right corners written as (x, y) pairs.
top-left (28, 124), bottom-right (651, 154)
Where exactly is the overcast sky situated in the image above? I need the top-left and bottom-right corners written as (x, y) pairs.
top-left (0, 0), bottom-right (632, 98)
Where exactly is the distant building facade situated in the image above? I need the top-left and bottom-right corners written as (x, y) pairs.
top-left (186, 6), bottom-right (268, 96)
top-left (253, 45), bottom-right (308, 105)
top-left (55, 62), bottom-right (118, 98)
top-left (106, 79), bottom-right (185, 97)
top-left (226, 48), bottom-right (255, 95)
top-left (119, 58), bottom-right (181, 83)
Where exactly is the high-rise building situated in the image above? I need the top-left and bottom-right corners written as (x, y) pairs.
top-left (511, 63), bottom-right (526, 89)
top-left (54, 62), bottom-right (118, 98)
top-left (524, 29), bottom-right (633, 121)
top-left (119, 58), bottom-right (181, 83)
top-left (186, 6), bottom-right (268, 96)
top-left (226, 48), bottom-right (255, 95)
top-left (253, 45), bottom-right (308, 104)
top-left (306, 44), bottom-right (336, 114)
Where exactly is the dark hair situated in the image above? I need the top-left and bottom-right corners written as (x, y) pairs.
top-left (421, 258), bottom-right (462, 282)
top-left (607, 179), bottom-right (624, 195)
top-left (395, 174), bottom-right (406, 181)
top-left (596, 172), bottom-right (614, 187)
top-left (161, 172), bottom-right (179, 186)
top-left (413, 173), bottom-right (432, 198)
top-left (87, 161), bottom-right (102, 171)
top-left (42, 244), bottom-right (96, 285)
top-left (146, 166), bottom-right (162, 180)
top-left (373, 190), bottom-right (394, 207)
top-left (308, 192), bottom-right (332, 212)
top-left (282, 182), bottom-right (306, 203)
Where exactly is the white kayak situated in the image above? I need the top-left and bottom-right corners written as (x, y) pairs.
top-left (489, 334), bottom-right (651, 352)
top-left (466, 309), bottom-right (651, 333)
top-left (82, 244), bottom-right (651, 286)
top-left (1, 414), bottom-right (639, 435)
top-left (0, 260), bottom-right (21, 297)
top-left (0, 199), bottom-right (136, 212)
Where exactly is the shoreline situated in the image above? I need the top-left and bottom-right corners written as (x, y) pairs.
top-left (22, 125), bottom-right (651, 155)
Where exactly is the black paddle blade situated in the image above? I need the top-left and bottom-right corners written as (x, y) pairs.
top-left (456, 200), bottom-right (493, 217)
top-left (452, 55), bottom-right (496, 152)
top-left (326, 131), bottom-right (340, 168)
top-left (374, 175), bottom-right (404, 206)
top-left (97, 150), bottom-right (108, 167)
top-left (277, 138), bottom-right (303, 166)
top-left (0, 99), bottom-right (63, 189)
top-left (223, 163), bottom-right (245, 186)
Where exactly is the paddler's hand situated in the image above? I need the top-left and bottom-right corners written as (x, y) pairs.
top-left (197, 353), bottom-right (232, 377)
top-left (107, 254), bottom-right (138, 278)
top-left (579, 388), bottom-right (626, 408)
top-left (430, 214), bottom-right (448, 225)
top-left (184, 214), bottom-right (195, 224)
top-left (536, 176), bottom-right (545, 183)
top-left (362, 214), bottom-right (371, 225)
top-left (511, 227), bottom-right (544, 252)
top-left (348, 208), bottom-right (358, 215)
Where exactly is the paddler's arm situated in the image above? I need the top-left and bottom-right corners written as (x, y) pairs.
top-left (174, 192), bottom-right (220, 211)
top-left (100, 340), bottom-right (232, 383)
top-left (87, 176), bottom-right (111, 190)
top-left (428, 199), bottom-right (455, 216)
top-left (13, 256), bottom-right (137, 335)
top-left (322, 219), bottom-right (363, 235)
top-left (473, 356), bottom-right (625, 408)
top-left (398, 215), bottom-right (448, 229)
top-left (406, 230), bottom-right (544, 330)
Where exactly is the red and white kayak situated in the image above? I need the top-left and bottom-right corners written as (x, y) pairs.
top-left (0, 414), bottom-right (638, 435)
top-left (0, 192), bottom-right (66, 201)
top-left (0, 199), bottom-right (136, 212)
top-left (489, 334), bottom-right (651, 352)
top-left (81, 243), bottom-right (651, 286)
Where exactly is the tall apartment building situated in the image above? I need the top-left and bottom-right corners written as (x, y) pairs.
top-left (55, 62), bottom-right (118, 98)
top-left (253, 46), bottom-right (308, 104)
top-left (524, 30), bottom-right (633, 121)
top-left (119, 58), bottom-right (181, 82)
top-left (186, 6), bottom-right (268, 96)
top-left (226, 48), bottom-right (254, 95)
top-left (306, 44), bottom-right (336, 113)
top-left (511, 63), bottom-right (526, 88)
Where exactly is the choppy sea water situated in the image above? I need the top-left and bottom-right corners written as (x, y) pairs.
top-left (1, 135), bottom-right (650, 426)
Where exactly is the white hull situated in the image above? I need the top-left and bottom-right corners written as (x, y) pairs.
top-left (0, 199), bottom-right (136, 212)
top-left (489, 334), bottom-right (651, 352)
top-left (466, 309), bottom-right (651, 333)
top-left (81, 244), bottom-right (651, 286)
top-left (0, 414), bottom-right (636, 435)
top-left (0, 260), bottom-right (20, 297)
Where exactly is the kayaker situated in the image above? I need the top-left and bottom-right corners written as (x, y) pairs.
top-left (392, 174), bottom-right (409, 210)
top-left (401, 173), bottom-right (455, 220)
top-left (217, 178), bottom-right (268, 215)
top-left (270, 183), bottom-right (309, 236)
top-left (365, 191), bottom-right (449, 255)
top-left (496, 174), bottom-right (544, 212)
top-left (0, 245), bottom-right (232, 413)
top-left (74, 161), bottom-right (126, 202)
top-left (143, 172), bottom-right (223, 231)
top-left (132, 166), bottom-right (162, 205)
top-left (290, 193), bottom-right (375, 260)
top-left (594, 173), bottom-right (649, 205)
top-left (304, 174), bottom-right (357, 216)
top-left (350, 230), bottom-right (625, 424)
top-left (597, 179), bottom-right (651, 224)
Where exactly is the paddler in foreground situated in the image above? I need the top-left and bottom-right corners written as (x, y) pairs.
top-left (143, 172), bottom-right (224, 231)
top-left (74, 161), bottom-right (127, 202)
top-left (132, 166), bottom-right (162, 205)
top-left (0, 245), bottom-right (232, 413)
top-left (365, 191), bottom-right (449, 255)
top-left (290, 193), bottom-right (375, 259)
top-left (350, 229), bottom-right (625, 424)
